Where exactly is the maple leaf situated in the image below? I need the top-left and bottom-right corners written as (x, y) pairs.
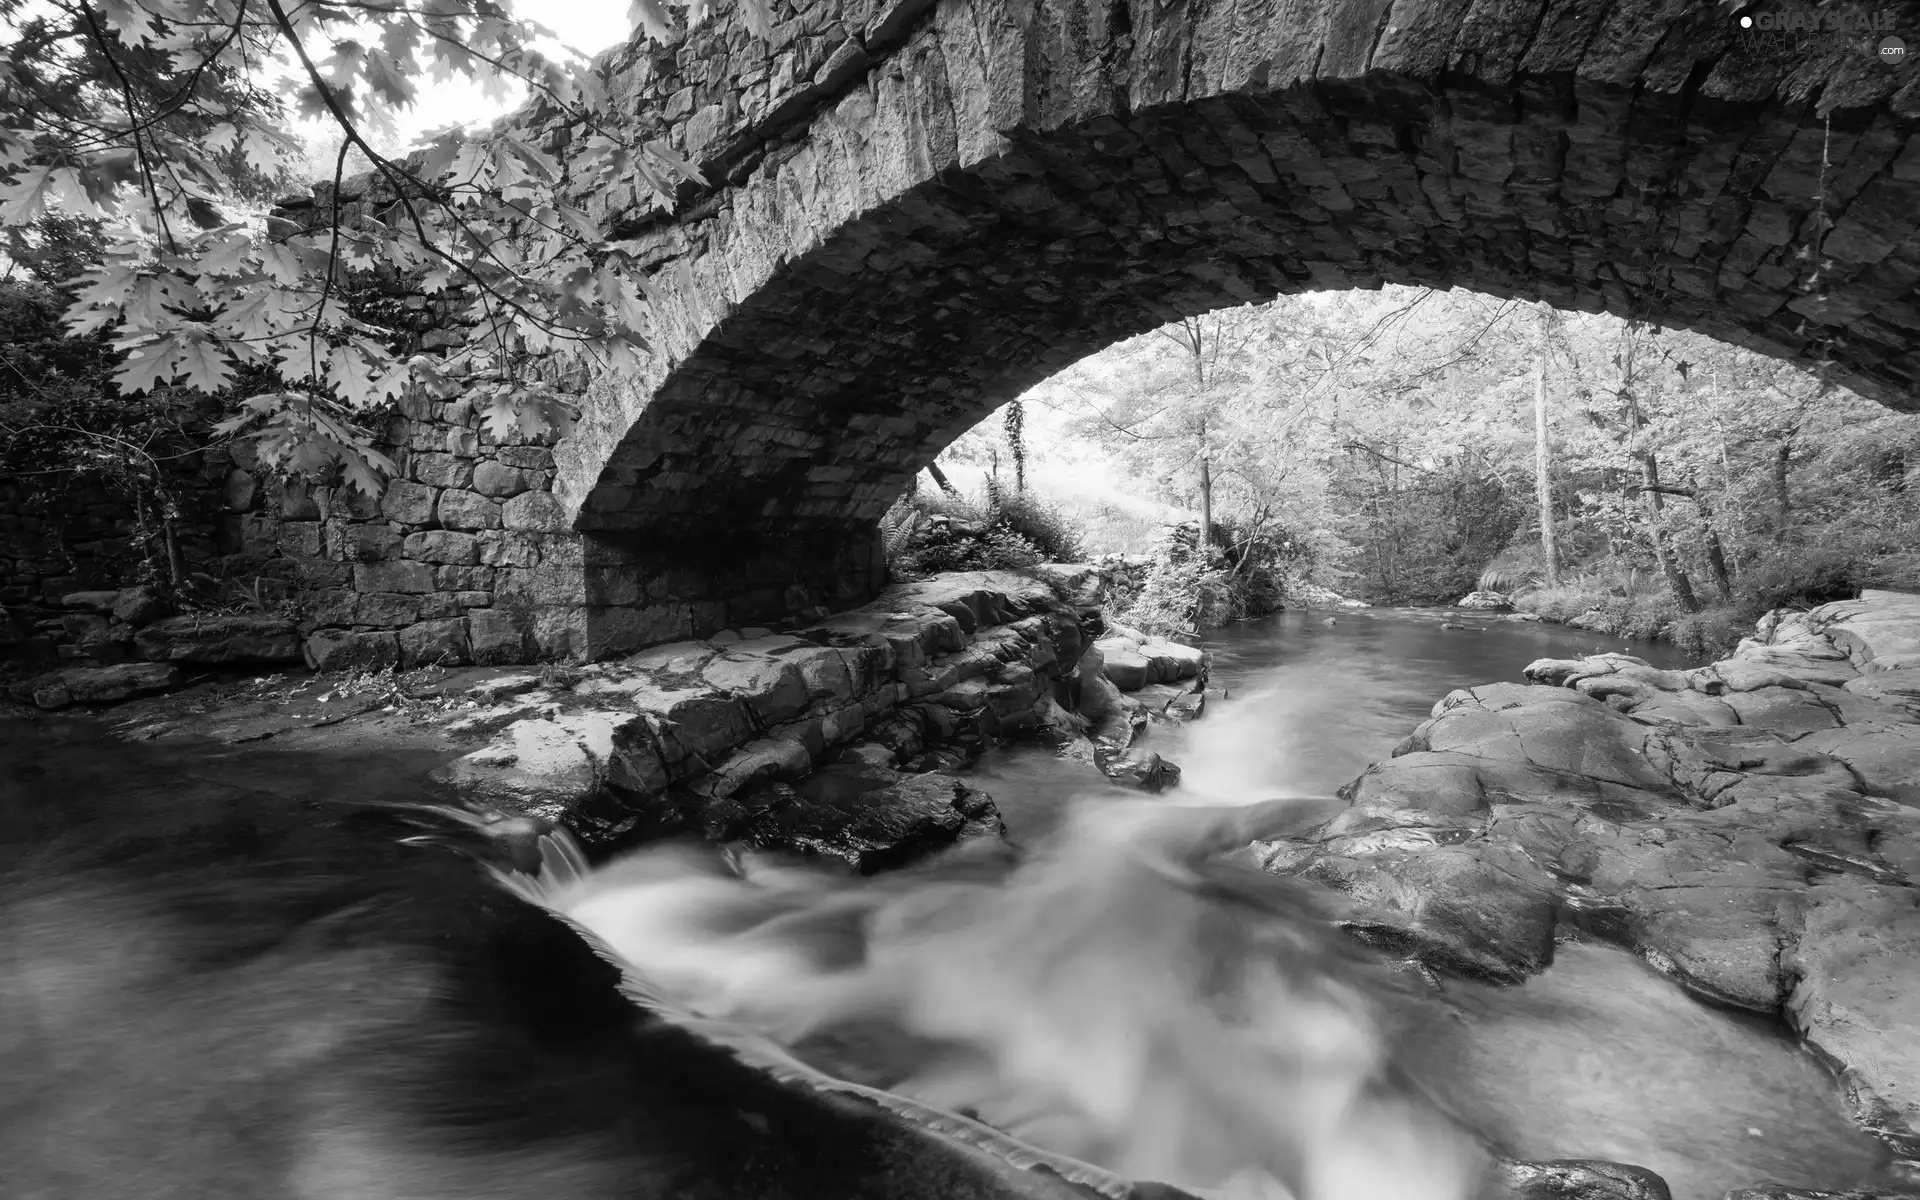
top-left (646, 139), bottom-right (707, 187)
top-left (737, 0), bottom-right (775, 38)
top-left (173, 336), bottom-right (237, 393)
top-left (1, 165), bottom-right (84, 223)
top-left (193, 228), bottom-right (254, 279)
top-left (627, 0), bottom-right (672, 43)
top-left (478, 388), bottom-right (520, 441)
top-left (362, 48), bottom-right (417, 107)
top-left (241, 126), bottom-right (299, 176)
top-left (113, 335), bottom-right (183, 396)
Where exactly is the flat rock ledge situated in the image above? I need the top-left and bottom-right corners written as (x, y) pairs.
top-left (1255, 590), bottom-right (1920, 1182)
top-left (439, 571), bottom-right (1111, 863)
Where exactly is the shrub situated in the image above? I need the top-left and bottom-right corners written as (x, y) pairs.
top-left (1670, 605), bottom-right (1750, 659)
top-left (882, 484), bottom-right (1084, 580)
top-left (994, 491), bottom-right (1085, 564)
top-left (1735, 544), bottom-right (1867, 613)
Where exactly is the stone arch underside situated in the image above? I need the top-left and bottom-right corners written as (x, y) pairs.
top-left (545, 0), bottom-right (1920, 654)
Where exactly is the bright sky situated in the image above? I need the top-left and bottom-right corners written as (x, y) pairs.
top-left (293, 0), bottom-right (634, 151)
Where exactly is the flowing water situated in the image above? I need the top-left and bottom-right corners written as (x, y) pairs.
top-left (546, 608), bottom-right (1899, 1200)
top-left (5, 609), bottom-right (1902, 1199)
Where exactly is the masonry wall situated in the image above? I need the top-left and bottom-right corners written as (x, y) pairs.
top-left (0, 385), bottom-right (885, 670)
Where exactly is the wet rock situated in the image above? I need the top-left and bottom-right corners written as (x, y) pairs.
top-left (398, 617), bottom-right (471, 668)
top-left (1094, 633), bottom-right (1206, 692)
top-left (1494, 1159), bottom-right (1671, 1200)
top-left (110, 584), bottom-right (172, 627)
top-left (1266, 594), bottom-right (1920, 1150)
top-left (438, 710), bottom-right (670, 829)
top-left (28, 662), bottom-right (182, 709)
top-left (733, 772), bottom-right (1004, 873)
top-left (1456, 590), bottom-right (1512, 611)
top-left (1298, 841), bottom-right (1558, 983)
top-left (1728, 1182), bottom-right (1920, 1190)
top-left (1817, 590), bottom-right (1920, 672)
top-left (304, 629), bottom-right (401, 672)
top-left (60, 589), bottom-right (122, 614)
top-left (1094, 747), bottom-right (1179, 791)
top-left (135, 614), bottom-right (301, 663)
top-left (1844, 667), bottom-right (1920, 708)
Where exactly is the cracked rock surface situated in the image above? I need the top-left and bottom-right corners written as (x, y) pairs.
top-left (1256, 591), bottom-right (1920, 1173)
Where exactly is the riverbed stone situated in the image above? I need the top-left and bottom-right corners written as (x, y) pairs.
top-left (304, 628), bottom-right (400, 672)
top-left (134, 613), bottom-right (302, 663)
top-left (29, 661), bottom-right (181, 709)
top-left (1261, 594), bottom-right (1920, 1155)
top-left (732, 771), bottom-right (1003, 873)
top-left (1495, 1160), bottom-right (1672, 1200)
top-left (420, 572), bottom-right (1090, 855)
top-left (398, 618), bottom-right (471, 668)
top-left (109, 584), bottom-right (171, 627)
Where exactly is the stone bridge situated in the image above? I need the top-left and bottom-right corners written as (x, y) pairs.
top-left (557, 4), bottom-right (1920, 507)
top-left (498, 0), bottom-right (1920, 654)
top-left (95, 0), bottom-right (1917, 671)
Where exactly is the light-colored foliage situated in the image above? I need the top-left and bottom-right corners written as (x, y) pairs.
top-left (0, 0), bottom-right (739, 493)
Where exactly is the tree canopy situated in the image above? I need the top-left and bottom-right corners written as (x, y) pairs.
top-left (0, 0), bottom-right (741, 492)
top-left (1009, 285), bottom-right (1920, 624)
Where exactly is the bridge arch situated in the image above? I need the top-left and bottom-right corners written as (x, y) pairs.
top-left (541, 0), bottom-right (1920, 654)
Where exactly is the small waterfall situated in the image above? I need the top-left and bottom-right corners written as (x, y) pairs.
top-left (507, 799), bottom-right (1479, 1200)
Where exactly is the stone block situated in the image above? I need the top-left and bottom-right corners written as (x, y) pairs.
top-left (134, 614), bottom-right (302, 663)
top-left (276, 479), bottom-right (321, 520)
top-left (31, 662), bottom-right (181, 709)
top-left (355, 593), bottom-right (422, 628)
top-left (303, 589), bottom-right (357, 629)
top-left (498, 563), bottom-right (583, 606)
top-left (305, 628), bottom-right (400, 672)
top-left (329, 522), bottom-right (402, 563)
top-left (402, 530), bottom-right (480, 565)
top-left (411, 453), bottom-right (475, 489)
top-left (495, 446), bottom-right (554, 470)
top-left (437, 489), bottom-right (503, 531)
top-left (353, 560), bottom-right (435, 593)
top-left (502, 491), bottom-right (570, 532)
top-left (399, 617), bottom-right (471, 667)
top-left (110, 584), bottom-right (171, 626)
top-left (435, 564), bottom-right (495, 591)
top-left (276, 521), bottom-right (323, 558)
top-left (468, 608), bottom-right (531, 665)
top-left (478, 530), bottom-right (542, 568)
top-left (472, 461), bottom-right (530, 497)
top-left (380, 479), bottom-right (438, 525)
top-left (531, 607), bottom-right (589, 661)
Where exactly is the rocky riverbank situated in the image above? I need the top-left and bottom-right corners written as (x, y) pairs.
top-left (1256, 590), bottom-right (1920, 1194)
top-left (11, 569), bottom-right (1209, 869)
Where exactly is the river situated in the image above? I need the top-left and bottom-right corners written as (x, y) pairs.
top-left (974, 606), bottom-right (1702, 843)
top-left (4, 608), bottom-right (1901, 1199)
top-left (945, 607), bottom-right (1894, 1198)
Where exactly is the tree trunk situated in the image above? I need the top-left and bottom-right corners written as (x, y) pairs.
top-left (1532, 303), bottom-right (1560, 586)
top-left (1641, 454), bottom-right (1701, 613)
top-left (1691, 487), bottom-right (1734, 601)
top-left (925, 461), bottom-right (960, 496)
top-left (1199, 456), bottom-right (1213, 564)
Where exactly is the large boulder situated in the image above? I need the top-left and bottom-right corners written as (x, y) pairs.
top-left (29, 662), bottom-right (181, 709)
top-left (135, 614), bottom-right (301, 663)
top-left (727, 771), bottom-right (1004, 874)
top-left (1263, 599), bottom-right (1920, 1159)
